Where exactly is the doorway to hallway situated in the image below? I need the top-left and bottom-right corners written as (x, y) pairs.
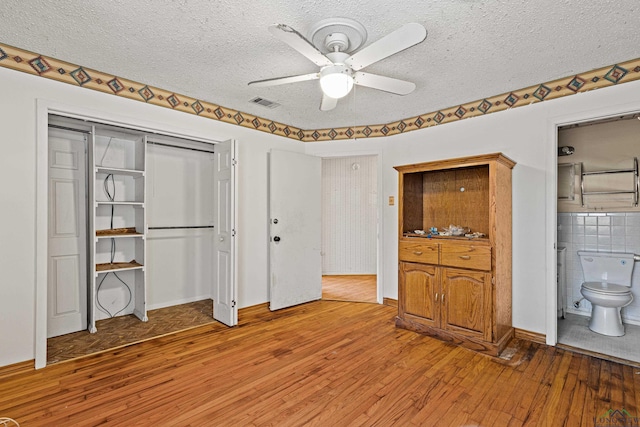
top-left (321, 155), bottom-right (378, 303)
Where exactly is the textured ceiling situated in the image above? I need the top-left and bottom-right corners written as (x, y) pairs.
top-left (1, 0), bottom-right (639, 130)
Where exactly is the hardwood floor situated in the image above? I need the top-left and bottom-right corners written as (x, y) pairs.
top-left (47, 274), bottom-right (376, 366)
top-left (1, 300), bottom-right (639, 426)
top-left (322, 274), bottom-right (377, 303)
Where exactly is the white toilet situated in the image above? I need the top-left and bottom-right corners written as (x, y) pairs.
top-left (578, 251), bottom-right (636, 336)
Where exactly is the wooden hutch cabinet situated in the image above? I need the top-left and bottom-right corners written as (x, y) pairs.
top-left (394, 153), bottom-right (515, 356)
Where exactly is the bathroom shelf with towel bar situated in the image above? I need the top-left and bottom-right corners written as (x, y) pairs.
top-left (580, 157), bottom-right (639, 207)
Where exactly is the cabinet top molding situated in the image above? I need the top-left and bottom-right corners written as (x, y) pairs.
top-left (394, 152), bottom-right (516, 173)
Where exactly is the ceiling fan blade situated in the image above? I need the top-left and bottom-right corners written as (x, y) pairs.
top-left (269, 24), bottom-right (334, 67)
top-left (320, 94), bottom-right (338, 111)
top-left (354, 72), bottom-right (416, 95)
top-left (248, 72), bottom-right (319, 87)
top-left (345, 23), bottom-right (427, 71)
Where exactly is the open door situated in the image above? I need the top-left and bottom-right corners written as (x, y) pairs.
top-left (47, 130), bottom-right (88, 337)
top-left (213, 139), bottom-right (237, 326)
top-left (269, 150), bottom-right (322, 311)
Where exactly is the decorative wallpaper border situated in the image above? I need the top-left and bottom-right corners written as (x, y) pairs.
top-left (1, 42), bottom-right (639, 142)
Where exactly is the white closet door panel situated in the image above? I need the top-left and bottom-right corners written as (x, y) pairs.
top-left (51, 255), bottom-right (81, 315)
top-left (213, 139), bottom-right (237, 326)
top-left (47, 134), bottom-right (87, 338)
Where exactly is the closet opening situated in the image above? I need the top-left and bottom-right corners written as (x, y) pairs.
top-left (555, 112), bottom-right (640, 365)
top-left (43, 113), bottom-right (236, 365)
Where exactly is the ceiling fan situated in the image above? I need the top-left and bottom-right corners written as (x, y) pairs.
top-left (248, 18), bottom-right (428, 111)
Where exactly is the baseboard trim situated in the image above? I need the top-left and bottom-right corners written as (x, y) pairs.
top-left (514, 328), bottom-right (546, 344)
top-left (383, 298), bottom-right (398, 308)
top-left (0, 359), bottom-right (34, 379)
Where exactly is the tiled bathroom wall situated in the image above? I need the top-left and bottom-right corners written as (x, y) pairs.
top-left (558, 212), bottom-right (640, 324)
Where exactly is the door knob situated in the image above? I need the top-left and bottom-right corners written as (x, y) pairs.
top-left (273, 236), bottom-right (281, 242)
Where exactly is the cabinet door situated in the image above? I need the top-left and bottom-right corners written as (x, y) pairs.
top-left (441, 267), bottom-right (491, 340)
top-left (400, 262), bottom-right (439, 326)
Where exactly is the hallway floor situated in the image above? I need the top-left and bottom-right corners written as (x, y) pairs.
top-left (321, 274), bottom-right (377, 303)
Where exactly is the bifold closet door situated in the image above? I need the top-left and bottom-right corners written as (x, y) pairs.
top-left (146, 143), bottom-right (215, 308)
top-left (47, 129), bottom-right (88, 337)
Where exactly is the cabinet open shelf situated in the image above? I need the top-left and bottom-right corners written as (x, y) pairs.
top-left (402, 233), bottom-right (489, 243)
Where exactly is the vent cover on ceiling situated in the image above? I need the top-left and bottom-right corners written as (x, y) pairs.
top-left (249, 97), bottom-right (280, 109)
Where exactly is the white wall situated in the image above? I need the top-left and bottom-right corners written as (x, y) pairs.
top-left (0, 67), bottom-right (303, 367)
top-left (4, 63), bottom-right (640, 367)
top-left (306, 78), bottom-right (640, 339)
top-left (321, 156), bottom-right (377, 275)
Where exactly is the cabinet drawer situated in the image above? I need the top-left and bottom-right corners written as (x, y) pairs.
top-left (399, 241), bottom-right (439, 264)
top-left (440, 244), bottom-right (491, 271)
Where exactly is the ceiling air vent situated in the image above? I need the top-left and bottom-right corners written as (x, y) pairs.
top-left (249, 97), bottom-right (280, 109)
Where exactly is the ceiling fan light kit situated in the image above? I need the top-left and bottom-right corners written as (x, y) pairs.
top-left (319, 66), bottom-right (354, 99)
top-left (249, 18), bottom-right (427, 111)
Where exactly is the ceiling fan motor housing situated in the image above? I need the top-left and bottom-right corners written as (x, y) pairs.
top-left (324, 32), bottom-right (349, 52)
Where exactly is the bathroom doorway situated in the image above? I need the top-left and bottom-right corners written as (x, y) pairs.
top-left (556, 113), bottom-right (640, 364)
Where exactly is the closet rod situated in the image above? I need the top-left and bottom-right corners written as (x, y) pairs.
top-left (147, 141), bottom-right (215, 154)
top-left (148, 226), bottom-right (215, 230)
top-left (48, 124), bottom-right (92, 134)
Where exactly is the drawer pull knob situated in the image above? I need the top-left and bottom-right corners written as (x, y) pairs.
top-left (413, 251), bottom-right (423, 255)
top-left (459, 255), bottom-right (471, 260)
top-left (435, 293), bottom-right (439, 302)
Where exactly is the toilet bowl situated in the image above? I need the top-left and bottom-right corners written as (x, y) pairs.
top-left (578, 251), bottom-right (637, 337)
top-left (580, 282), bottom-right (633, 336)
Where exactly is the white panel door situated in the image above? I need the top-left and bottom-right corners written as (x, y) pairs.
top-left (213, 139), bottom-right (237, 326)
top-left (47, 132), bottom-right (87, 338)
top-left (269, 150), bottom-right (322, 311)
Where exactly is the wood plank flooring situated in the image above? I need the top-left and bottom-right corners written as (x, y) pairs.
top-left (2, 300), bottom-right (639, 426)
top-left (322, 274), bottom-right (377, 303)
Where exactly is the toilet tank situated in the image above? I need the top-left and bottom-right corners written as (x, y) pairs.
top-left (578, 251), bottom-right (636, 286)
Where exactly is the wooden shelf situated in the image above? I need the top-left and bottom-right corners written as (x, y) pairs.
top-left (96, 201), bottom-right (144, 207)
top-left (402, 233), bottom-right (489, 243)
top-left (96, 166), bottom-right (144, 177)
top-left (96, 227), bottom-right (142, 238)
top-left (96, 261), bottom-right (143, 273)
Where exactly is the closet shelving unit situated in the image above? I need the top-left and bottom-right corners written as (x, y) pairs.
top-left (580, 157), bottom-right (639, 207)
top-left (88, 127), bottom-right (148, 333)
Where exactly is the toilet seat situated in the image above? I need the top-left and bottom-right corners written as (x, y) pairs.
top-left (581, 281), bottom-right (631, 295)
